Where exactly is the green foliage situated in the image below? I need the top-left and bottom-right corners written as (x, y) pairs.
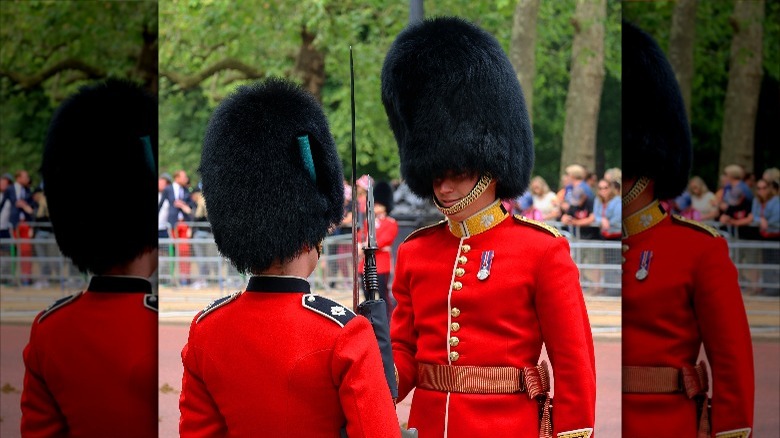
top-left (624, 0), bottom-right (777, 189)
top-left (0, 0), bottom-right (156, 179)
top-left (534, 0), bottom-right (621, 189)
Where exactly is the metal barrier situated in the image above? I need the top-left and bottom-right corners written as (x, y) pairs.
top-left (2, 234), bottom-right (777, 297)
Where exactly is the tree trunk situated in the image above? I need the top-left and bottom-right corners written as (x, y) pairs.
top-left (668, 0), bottom-right (697, 121)
top-left (720, 0), bottom-right (764, 174)
top-left (509, 0), bottom-right (540, 123)
top-left (560, 0), bottom-right (606, 175)
top-left (294, 26), bottom-right (325, 102)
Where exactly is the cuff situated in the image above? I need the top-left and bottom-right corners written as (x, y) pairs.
top-left (715, 428), bottom-right (751, 438)
top-left (557, 428), bottom-right (593, 438)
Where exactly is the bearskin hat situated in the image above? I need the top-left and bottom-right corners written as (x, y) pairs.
top-left (199, 78), bottom-right (344, 274)
top-left (41, 79), bottom-right (158, 274)
top-left (373, 181), bottom-right (394, 215)
top-left (381, 16), bottom-right (534, 200)
top-left (623, 20), bottom-right (692, 199)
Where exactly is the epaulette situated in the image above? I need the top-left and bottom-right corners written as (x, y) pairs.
top-left (38, 292), bottom-right (83, 323)
top-left (301, 294), bottom-right (355, 328)
top-left (403, 219), bottom-right (447, 243)
top-left (196, 291), bottom-right (242, 323)
top-left (512, 215), bottom-right (562, 237)
top-left (143, 294), bottom-right (158, 312)
top-left (671, 214), bottom-right (721, 237)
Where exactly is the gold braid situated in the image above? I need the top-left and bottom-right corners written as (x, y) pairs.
top-left (433, 174), bottom-right (493, 216)
top-left (622, 176), bottom-right (650, 207)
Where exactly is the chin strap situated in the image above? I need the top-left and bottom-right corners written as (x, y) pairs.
top-left (622, 176), bottom-right (650, 207)
top-left (433, 173), bottom-right (493, 216)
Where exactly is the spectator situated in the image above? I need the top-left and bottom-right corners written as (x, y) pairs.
top-left (529, 175), bottom-right (560, 220)
top-left (752, 179), bottom-right (780, 239)
top-left (514, 191), bottom-right (544, 220)
top-left (11, 170), bottom-right (35, 284)
top-left (163, 170), bottom-right (194, 286)
top-left (594, 179), bottom-right (621, 240)
top-left (688, 176), bottom-right (718, 221)
top-left (672, 191), bottom-right (701, 221)
top-left (31, 186), bottom-right (56, 288)
top-left (719, 164), bottom-right (753, 228)
top-left (561, 164), bottom-right (595, 235)
top-left (157, 173), bottom-right (172, 238)
top-left (391, 180), bottom-right (441, 220)
top-left (190, 185), bottom-right (214, 289)
top-left (604, 167), bottom-right (622, 185)
top-left (0, 173), bottom-right (14, 284)
top-left (762, 167), bottom-right (779, 185)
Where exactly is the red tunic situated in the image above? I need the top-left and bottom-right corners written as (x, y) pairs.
top-left (21, 276), bottom-right (158, 437)
top-left (622, 201), bottom-right (754, 437)
top-left (179, 275), bottom-right (400, 438)
top-left (391, 200), bottom-right (596, 438)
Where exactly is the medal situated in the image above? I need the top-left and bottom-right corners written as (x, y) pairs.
top-left (478, 250), bottom-right (494, 281)
top-left (636, 250), bottom-right (652, 281)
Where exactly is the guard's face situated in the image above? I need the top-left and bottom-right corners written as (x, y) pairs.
top-left (432, 171), bottom-right (479, 209)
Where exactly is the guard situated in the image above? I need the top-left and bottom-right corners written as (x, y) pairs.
top-left (621, 21), bottom-right (754, 438)
top-left (178, 78), bottom-right (400, 437)
top-left (21, 79), bottom-right (159, 437)
top-left (381, 17), bottom-right (596, 438)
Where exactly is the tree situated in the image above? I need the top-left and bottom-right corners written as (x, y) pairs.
top-left (509, 0), bottom-right (540, 123)
top-left (669, 0), bottom-right (697, 120)
top-left (560, 0), bottom-right (607, 176)
top-left (0, 1), bottom-right (157, 175)
top-left (720, 0), bottom-right (765, 175)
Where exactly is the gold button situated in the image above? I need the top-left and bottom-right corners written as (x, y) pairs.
top-left (449, 351), bottom-right (460, 362)
top-left (451, 322), bottom-right (460, 332)
top-left (449, 336), bottom-right (460, 347)
top-left (455, 267), bottom-right (465, 277)
top-left (458, 256), bottom-right (467, 265)
top-left (461, 244), bottom-right (471, 253)
top-left (622, 244), bottom-right (629, 253)
top-left (451, 307), bottom-right (461, 317)
top-left (452, 281), bottom-right (462, 291)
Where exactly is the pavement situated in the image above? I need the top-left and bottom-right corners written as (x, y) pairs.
top-left (1, 285), bottom-right (778, 437)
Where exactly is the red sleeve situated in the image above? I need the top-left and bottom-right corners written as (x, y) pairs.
top-left (535, 237), bottom-right (597, 436)
top-left (694, 237), bottom-right (754, 436)
top-left (389, 242), bottom-right (417, 401)
top-left (20, 317), bottom-right (68, 438)
top-left (376, 218), bottom-right (398, 249)
top-left (332, 316), bottom-right (401, 438)
top-left (179, 318), bottom-right (228, 438)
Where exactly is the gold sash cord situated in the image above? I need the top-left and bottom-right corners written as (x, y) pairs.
top-left (418, 361), bottom-right (552, 438)
top-left (622, 361), bottom-right (710, 438)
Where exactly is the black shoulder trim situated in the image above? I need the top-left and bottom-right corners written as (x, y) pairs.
top-left (301, 294), bottom-right (356, 328)
top-left (403, 219), bottom-right (447, 243)
top-left (512, 215), bottom-right (562, 237)
top-left (671, 214), bottom-right (721, 237)
top-left (144, 294), bottom-right (158, 312)
top-left (196, 291), bottom-right (242, 323)
top-left (38, 292), bottom-right (83, 323)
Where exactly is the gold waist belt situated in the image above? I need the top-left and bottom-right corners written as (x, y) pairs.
top-left (417, 361), bottom-right (550, 396)
top-left (622, 361), bottom-right (709, 396)
top-left (417, 362), bottom-right (553, 438)
top-left (622, 361), bottom-right (710, 438)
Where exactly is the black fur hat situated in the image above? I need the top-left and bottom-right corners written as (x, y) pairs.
top-left (41, 79), bottom-right (158, 274)
top-left (199, 78), bottom-right (344, 274)
top-left (381, 16), bottom-right (534, 200)
top-left (373, 181), bottom-right (394, 215)
top-left (623, 20), bottom-right (692, 199)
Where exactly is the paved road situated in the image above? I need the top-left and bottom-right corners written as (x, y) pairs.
top-left (3, 321), bottom-right (778, 437)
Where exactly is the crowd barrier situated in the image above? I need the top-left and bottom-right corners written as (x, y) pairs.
top-left (1, 221), bottom-right (777, 298)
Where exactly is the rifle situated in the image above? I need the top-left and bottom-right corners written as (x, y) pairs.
top-left (350, 46), bottom-right (417, 438)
